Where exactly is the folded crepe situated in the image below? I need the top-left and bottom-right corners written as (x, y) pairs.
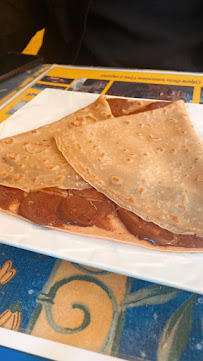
top-left (0, 96), bottom-right (202, 252)
top-left (0, 95), bottom-right (162, 192)
top-left (0, 96), bottom-right (113, 191)
top-left (55, 100), bottom-right (203, 251)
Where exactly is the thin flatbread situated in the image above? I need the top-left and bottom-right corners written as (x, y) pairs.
top-left (0, 96), bottom-right (113, 191)
top-left (55, 100), bottom-right (203, 238)
top-left (0, 96), bottom-right (167, 192)
top-left (1, 97), bottom-right (202, 252)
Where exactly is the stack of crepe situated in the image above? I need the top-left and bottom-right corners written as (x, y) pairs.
top-left (0, 95), bottom-right (202, 252)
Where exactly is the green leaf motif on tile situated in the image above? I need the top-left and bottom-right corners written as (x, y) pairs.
top-left (157, 293), bottom-right (197, 361)
top-left (121, 284), bottom-right (182, 309)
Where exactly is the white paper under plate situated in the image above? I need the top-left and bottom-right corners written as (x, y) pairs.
top-left (0, 89), bottom-right (203, 294)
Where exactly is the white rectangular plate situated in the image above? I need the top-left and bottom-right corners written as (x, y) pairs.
top-left (0, 89), bottom-right (202, 294)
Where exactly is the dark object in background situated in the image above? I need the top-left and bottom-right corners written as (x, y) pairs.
top-left (0, 53), bottom-right (43, 83)
top-left (0, 1), bottom-right (203, 72)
